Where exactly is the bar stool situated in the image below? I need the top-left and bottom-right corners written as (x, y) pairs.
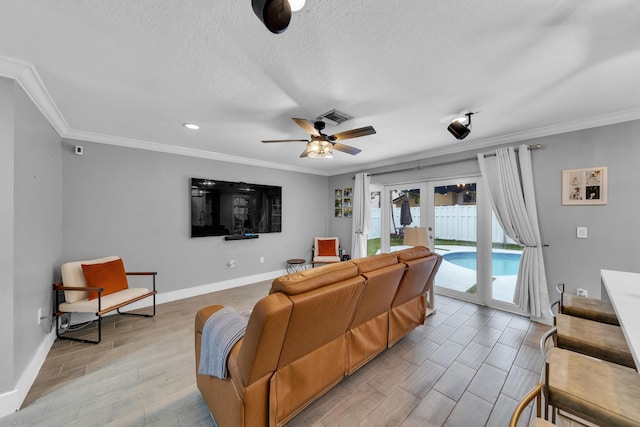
top-left (554, 313), bottom-right (636, 369)
top-left (510, 384), bottom-right (555, 427)
top-left (550, 282), bottom-right (618, 325)
top-left (541, 341), bottom-right (640, 426)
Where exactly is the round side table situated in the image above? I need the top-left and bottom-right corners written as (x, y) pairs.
top-left (286, 258), bottom-right (306, 273)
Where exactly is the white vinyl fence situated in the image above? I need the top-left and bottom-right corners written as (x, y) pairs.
top-left (369, 206), bottom-right (517, 245)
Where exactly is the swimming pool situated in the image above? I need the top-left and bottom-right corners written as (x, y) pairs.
top-left (442, 251), bottom-right (521, 276)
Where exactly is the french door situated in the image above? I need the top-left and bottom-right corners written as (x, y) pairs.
top-left (428, 178), bottom-right (484, 304)
top-left (428, 177), bottom-right (524, 312)
top-left (368, 183), bottom-right (427, 255)
top-left (369, 177), bottom-right (524, 313)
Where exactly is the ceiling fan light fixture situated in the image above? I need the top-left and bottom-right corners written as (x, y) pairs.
top-left (447, 112), bottom-right (473, 140)
top-left (307, 140), bottom-right (333, 158)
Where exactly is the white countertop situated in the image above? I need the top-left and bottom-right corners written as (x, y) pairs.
top-left (601, 269), bottom-right (640, 372)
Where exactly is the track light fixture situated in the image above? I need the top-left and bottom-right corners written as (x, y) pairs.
top-left (251, 0), bottom-right (292, 34)
top-left (447, 112), bottom-right (474, 140)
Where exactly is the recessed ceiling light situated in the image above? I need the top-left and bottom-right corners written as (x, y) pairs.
top-left (289, 0), bottom-right (305, 12)
top-left (183, 123), bottom-right (200, 130)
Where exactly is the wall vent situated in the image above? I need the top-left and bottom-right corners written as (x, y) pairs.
top-left (316, 109), bottom-right (352, 126)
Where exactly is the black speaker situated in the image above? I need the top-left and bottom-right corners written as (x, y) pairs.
top-left (447, 120), bottom-right (471, 140)
top-left (252, 0), bottom-right (291, 34)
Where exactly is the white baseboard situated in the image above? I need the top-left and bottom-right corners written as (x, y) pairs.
top-left (0, 270), bottom-right (286, 419)
top-left (65, 269), bottom-right (287, 323)
top-left (121, 268), bottom-right (287, 312)
top-left (0, 330), bottom-right (56, 418)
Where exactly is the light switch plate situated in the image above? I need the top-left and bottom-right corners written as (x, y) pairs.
top-left (577, 227), bottom-right (588, 239)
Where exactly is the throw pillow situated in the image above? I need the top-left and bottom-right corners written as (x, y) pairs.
top-left (82, 258), bottom-right (129, 300)
top-left (317, 239), bottom-right (338, 256)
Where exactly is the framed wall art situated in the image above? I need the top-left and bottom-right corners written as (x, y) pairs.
top-left (562, 166), bottom-right (607, 205)
top-left (335, 187), bottom-right (353, 217)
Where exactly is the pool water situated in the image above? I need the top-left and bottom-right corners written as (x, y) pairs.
top-left (442, 251), bottom-right (521, 276)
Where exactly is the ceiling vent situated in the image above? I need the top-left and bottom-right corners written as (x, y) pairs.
top-left (316, 109), bottom-right (352, 126)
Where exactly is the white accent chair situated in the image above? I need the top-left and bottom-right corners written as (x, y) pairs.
top-left (311, 237), bottom-right (342, 266)
top-left (53, 256), bottom-right (157, 344)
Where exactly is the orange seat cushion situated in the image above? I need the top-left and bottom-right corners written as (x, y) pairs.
top-left (317, 239), bottom-right (338, 256)
top-left (82, 258), bottom-right (129, 300)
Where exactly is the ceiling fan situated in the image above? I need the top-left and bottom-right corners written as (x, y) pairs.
top-left (262, 118), bottom-right (376, 158)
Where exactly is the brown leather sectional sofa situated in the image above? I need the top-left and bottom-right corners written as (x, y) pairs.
top-left (194, 245), bottom-right (442, 427)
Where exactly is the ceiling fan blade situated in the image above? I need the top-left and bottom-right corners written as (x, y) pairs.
top-left (262, 139), bottom-right (309, 143)
top-left (332, 143), bottom-right (362, 155)
top-left (329, 126), bottom-right (376, 141)
top-left (292, 118), bottom-right (321, 136)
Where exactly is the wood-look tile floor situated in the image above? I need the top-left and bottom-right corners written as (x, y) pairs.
top-left (3, 282), bottom-right (572, 427)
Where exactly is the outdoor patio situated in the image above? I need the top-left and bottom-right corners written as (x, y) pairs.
top-left (385, 244), bottom-right (521, 304)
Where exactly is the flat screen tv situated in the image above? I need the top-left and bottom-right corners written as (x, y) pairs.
top-left (191, 178), bottom-right (282, 237)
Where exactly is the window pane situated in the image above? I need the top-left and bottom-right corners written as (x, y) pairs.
top-left (434, 182), bottom-right (478, 297)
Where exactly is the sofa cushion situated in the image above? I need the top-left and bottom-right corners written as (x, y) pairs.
top-left (270, 262), bottom-right (359, 295)
top-left (58, 287), bottom-right (151, 313)
top-left (82, 258), bottom-right (129, 300)
top-left (61, 255), bottom-right (121, 303)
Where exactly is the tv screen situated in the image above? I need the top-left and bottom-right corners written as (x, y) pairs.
top-left (191, 178), bottom-right (282, 237)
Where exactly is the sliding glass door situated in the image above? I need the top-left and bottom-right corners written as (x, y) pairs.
top-left (368, 176), bottom-right (524, 313)
top-left (368, 183), bottom-right (427, 255)
top-left (490, 212), bottom-right (525, 311)
top-left (428, 177), bottom-right (524, 312)
top-left (429, 178), bottom-right (483, 304)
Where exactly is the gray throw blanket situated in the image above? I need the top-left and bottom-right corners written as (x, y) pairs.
top-left (198, 306), bottom-right (249, 379)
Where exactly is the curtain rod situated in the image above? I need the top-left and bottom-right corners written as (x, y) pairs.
top-left (353, 144), bottom-right (544, 178)
top-left (482, 143), bottom-right (543, 158)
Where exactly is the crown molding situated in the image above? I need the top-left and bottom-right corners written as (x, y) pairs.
top-left (330, 106), bottom-right (640, 176)
top-left (3, 55), bottom-right (640, 178)
top-left (0, 55), bottom-right (329, 176)
top-left (0, 55), bottom-right (70, 135)
top-left (65, 129), bottom-right (330, 176)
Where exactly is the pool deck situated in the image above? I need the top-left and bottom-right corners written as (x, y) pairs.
top-left (433, 245), bottom-right (520, 303)
top-left (381, 244), bottom-right (521, 304)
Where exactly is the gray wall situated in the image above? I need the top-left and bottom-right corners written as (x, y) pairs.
top-left (0, 78), bottom-right (16, 393)
top-left (0, 78), bottom-right (62, 398)
top-left (61, 140), bottom-right (329, 292)
top-left (533, 120), bottom-right (640, 298)
top-left (329, 121), bottom-right (640, 300)
top-left (13, 83), bottom-right (63, 375)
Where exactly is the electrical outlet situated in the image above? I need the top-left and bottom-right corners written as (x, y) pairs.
top-left (228, 260), bottom-right (236, 268)
top-left (37, 308), bottom-right (42, 325)
top-left (260, 257), bottom-right (264, 263)
top-left (577, 288), bottom-right (588, 297)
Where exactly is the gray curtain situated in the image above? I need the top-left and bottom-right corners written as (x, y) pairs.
top-left (351, 173), bottom-right (370, 259)
top-left (478, 145), bottom-right (550, 321)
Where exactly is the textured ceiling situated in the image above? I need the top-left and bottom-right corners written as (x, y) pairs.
top-left (1, 0), bottom-right (640, 175)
